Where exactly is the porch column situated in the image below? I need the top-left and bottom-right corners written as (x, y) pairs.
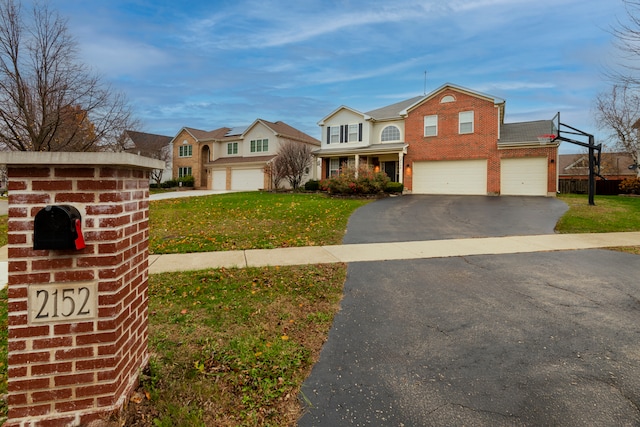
top-left (354, 154), bottom-right (360, 178)
top-left (398, 152), bottom-right (404, 184)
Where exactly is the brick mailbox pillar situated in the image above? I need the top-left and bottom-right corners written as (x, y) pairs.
top-left (0, 152), bottom-right (164, 426)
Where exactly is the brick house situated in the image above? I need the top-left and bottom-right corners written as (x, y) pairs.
top-left (316, 83), bottom-right (560, 196)
top-left (171, 119), bottom-right (320, 190)
top-left (558, 152), bottom-right (638, 194)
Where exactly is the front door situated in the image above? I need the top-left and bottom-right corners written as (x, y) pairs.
top-left (383, 161), bottom-right (398, 182)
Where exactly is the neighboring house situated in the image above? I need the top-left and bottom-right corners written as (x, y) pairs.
top-left (315, 83), bottom-right (560, 196)
top-left (171, 119), bottom-right (320, 191)
top-left (558, 152), bottom-right (637, 194)
top-left (122, 130), bottom-right (173, 183)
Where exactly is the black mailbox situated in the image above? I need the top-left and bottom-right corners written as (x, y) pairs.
top-left (33, 205), bottom-right (86, 250)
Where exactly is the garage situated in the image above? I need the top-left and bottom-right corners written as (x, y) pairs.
top-left (500, 157), bottom-right (548, 196)
top-left (412, 160), bottom-right (487, 195)
top-left (231, 168), bottom-right (264, 191)
top-left (212, 170), bottom-right (227, 190)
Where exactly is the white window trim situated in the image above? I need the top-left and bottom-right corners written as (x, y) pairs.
top-left (459, 111), bottom-right (474, 134)
top-left (348, 124), bottom-right (359, 142)
top-left (424, 115), bottom-right (438, 137)
top-left (330, 127), bottom-right (340, 144)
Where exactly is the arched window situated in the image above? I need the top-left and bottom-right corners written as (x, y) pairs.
top-left (440, 95), bottom-right (455, 103)
top-left (381, 125), bottom-right (401, 142)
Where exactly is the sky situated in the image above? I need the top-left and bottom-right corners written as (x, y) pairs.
top-left (35, 0), bottom-right (632, 153)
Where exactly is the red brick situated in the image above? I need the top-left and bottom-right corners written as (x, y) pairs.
top-left (7, 392), bottom-right (27, 406)
top-left (54, 321), bottom-right (94, 335)
top-left (99, 192), bottom-right (131, 203)
top-left (32, 337), bottom-right (73, 350)
top-left (54, 372), bottom-right (94, 387)
top-left (55, 192), bottom-right (96, 203)
top-left (77, 180), bottom-right (120, 191)
top-left (32, 258), bottom-right (73, 271)
top-left (8, 340), bottom-right (26, 352)
top-left (7, 233), bottom-right (27, 244)
top-left (8, 219), bottom-right (34, 231)
top-left (7, 285), bottom-right (28, 299)
top-left (77, 254), bottom-right (122, 268)
top-left (77, 356), bottom-right (117, 371)
top-left (9, 193), bottom-right (50, 204)
top-left (8, 314), bottom-right (27, 326)
top-left (8, 261), bottom-right (27, 272)
top-left (53, 270), bottom-right (94, 282)
top-left (76, 381), bottom-right (117, 397)
top-left (9, 272), bottom-right (51, 285)
top-left (86, 204), bottom-right (124, 215)
top-left (76, 331), bottom-right (118, 346)
top-left (7, 403), bottom-right (51, 418)
top-left (8, 181), bottom-right (27, 191)
top-left (31, 362), bottom-right (73, 376)
top-left (99, 215), bottom-right (130, 228)
top-left (33, 415), bottom-right (77, 427)
top-left (8, 325), bottom-right (50, 340)
top-left (55, 346), bottom-right (94, 361)
top-left (54, 398), bottom-right (94, 412)
top-left (8, 167), bottom-right (50, 178)
top-left (8, 376), bottom-right (50, 392)
top-left (32, 180), bottom-right (73, 191)
top-left (8, 366), bottom-right (27, 377)
top-left (54, 167), bottom-right (95, 178)
top-left (8, 207), bottom-right (27, 217)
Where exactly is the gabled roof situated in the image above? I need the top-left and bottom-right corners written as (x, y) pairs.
top-left (174, 120), bottom-right (319, 145)
top-left (559, 152), bottom-right (637, 176)
top-left (124, 130), bottom-right (172, 154)
top-left (245, 119), bottom-right (320, 145)
top-left (499, 120), bottom-right (556, 145)
top-left (318, 106), bottom-right (369, 126)
top-left (366, 96), bottom-right (424, 121)
top-left (402, 83), bottom-right (505, 115)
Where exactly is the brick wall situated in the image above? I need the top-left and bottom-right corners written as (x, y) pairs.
top-left (5, 163), bottom-right (152, 426)
top-left (403, 88), bottom-right (558, 194)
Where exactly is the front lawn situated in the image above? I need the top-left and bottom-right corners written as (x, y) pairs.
top-left (149, 192), bottom-right (371, 254)
top-left (556, 194), bottom-right (640, 233)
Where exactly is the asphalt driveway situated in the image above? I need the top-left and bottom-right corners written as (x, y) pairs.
top-left (299, 196), bottom-right (640, 426)
top-left (343, 195), bottom-right (568, 243)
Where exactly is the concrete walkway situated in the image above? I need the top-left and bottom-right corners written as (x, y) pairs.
top-left (0, 233), bottom-right (638, 286)
top-left (147, 231), bottom-right (640, 274)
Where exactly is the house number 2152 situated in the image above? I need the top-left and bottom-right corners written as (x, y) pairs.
top-left (29, 282), bottom-right (97, 323)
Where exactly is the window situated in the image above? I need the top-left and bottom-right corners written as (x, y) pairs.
top-left (459, 111), bottom-right (474, 134)
top-left (227, 142), bottom-right (238, 155)
top-left (250, 139), bottom-right (268, 153)
top-left (424, 115), bottom-right (438, 137)
top-left (329, 158), bottom-right (340, 176)
top-left (179, 144), bottom-right (192, 157)
top-left (348, 124), bottom-right (359, 142)
top-left (381, 126), bottom-right (401, 142)
top-left (178, 167), bottom-right (192, 178)
top-left (330, 127), bottom-right (340, 144)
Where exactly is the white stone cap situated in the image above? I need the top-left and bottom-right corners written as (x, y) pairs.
top-left (0, 151), bottom-right (165, 170)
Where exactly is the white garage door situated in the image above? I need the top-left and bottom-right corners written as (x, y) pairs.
top-left (212, 170), bottom-right (226, 191)
top-left (231, 168), bottom-right (263, 191)
top-left (501, 158), bottom-right (548, 196)
top-left (413, 160), bottom-right (487, 195)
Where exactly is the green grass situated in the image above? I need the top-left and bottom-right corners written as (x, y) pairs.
top-left (556, 194), bottom-right (640, 233)
top-left (149, 192), bottom-right (370, 254)
top-left (122, 264), bottom-right (346, 426)
top-left (0, 216), bottom-right (6, 248)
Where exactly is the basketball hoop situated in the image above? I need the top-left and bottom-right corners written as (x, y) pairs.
top-left (537, 134), bottom-right (556, 144)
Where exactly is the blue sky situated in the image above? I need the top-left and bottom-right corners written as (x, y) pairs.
top-left (42, 0), bottom-right (628, 153)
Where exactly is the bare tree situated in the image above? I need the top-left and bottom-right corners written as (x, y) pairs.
top-left (272, 139), bottom-right (313, 190)
top-left (0, 0), bottom-right (137, 152)
top-left (611, 0), bottom-right (640, 84)
top-left (594, 83), bottom-right (640, 165)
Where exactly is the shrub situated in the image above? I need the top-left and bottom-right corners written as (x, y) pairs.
top-left (178, 175), bottom-right (195, 187)
top-left (385, 182), bottom-right (404, 193)
top-left (322, 165), bottom-right (390, 195)
top-left (304, 180), bottom-right (320, 191)
top-left (161, 179), bottom-right (178, 188)
top-left (619, 177), bottom-right (640, 194)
